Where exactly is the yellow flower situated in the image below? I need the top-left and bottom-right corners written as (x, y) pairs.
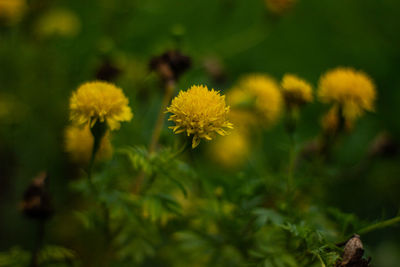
top-left (232, 74), bottom-right (283, 126)
top-left (209, 130), bottom-right (250, 168)
top-left (321, 105), bottom-right (352, 133)
top-left (69, 81), bottom-right (133, 130)
top-left (318, 67), bottom-right (376, 121)
top-left (64, 125), bottom-right (112, 163)
top-left (0, 0), bottom-right (26, 24)
top-left (35, 8), bottom-right (81, 38)
top-left (166, 85), bottom-right (233, 148)
top-left (281, 74), bottom-right (313, 107)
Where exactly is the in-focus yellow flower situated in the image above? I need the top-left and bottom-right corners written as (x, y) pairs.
top-left (64, 125), bottom-right (112, 163)
top-left (69, 81), bottom-right (133, 130)
top-left (232, 74), bottom-right (283, 126)
top-left (281, 74), bottom-right (313, 107)
top-left (209, 130), bottom-right (250, 168)
top-left (166, 85), bottom-right (233, 148)
top-left (35, 8), bottom-right (81, 38)
top-left (318, 67), bottom-right (376, 121)
top-left (265, 0), bottom-right (296, 15)
top-left (0, 0), bottom-right (26, 24)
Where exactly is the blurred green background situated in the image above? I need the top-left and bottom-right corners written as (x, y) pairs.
top-left (1, 0), bottom-right (400, 266)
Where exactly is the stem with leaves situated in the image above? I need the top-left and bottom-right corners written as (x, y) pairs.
top-left (133, 81), bottom-right (176, 194)
top-left (358, 215), bottom-right (400, 235)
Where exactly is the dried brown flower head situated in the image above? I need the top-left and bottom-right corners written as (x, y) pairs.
top-left (20, 172), bottom-right (54, 220)
top-left (150, 50), bottom-right (191, 84)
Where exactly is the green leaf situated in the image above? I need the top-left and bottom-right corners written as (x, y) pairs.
top-left (0, 247), bottom-right (30, 266)
top-left (38, 245), bottom-right (77, 264)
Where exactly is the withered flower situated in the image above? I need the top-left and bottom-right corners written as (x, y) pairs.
top-left (95, 57), bottom-right (122, 82)
top-left (20, 172), bottom-right (54, 220)
top-left (335, 234), bottom-right (371, 267)
top-left (368, 131), bottom-right (399, 158)
top-left (149, 50), bottom-right (191, 84)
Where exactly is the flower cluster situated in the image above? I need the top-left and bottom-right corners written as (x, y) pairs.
top-left (166, 85), bottom-right (233, 148)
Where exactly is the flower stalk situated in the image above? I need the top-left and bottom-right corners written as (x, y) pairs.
top-left (285, 110), bottom-right (297, 194)
top-left (30, 220), bottom-right (45, 267)
top-left (149, 80), bottom-right (175, 154)
top-left (87, 120), bottom-right (113, 261)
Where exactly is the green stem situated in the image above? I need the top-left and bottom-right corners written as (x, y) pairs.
top-left (136, 139), bottom-right (189, 195)
top-left (285, 107), bottom-right (297, 194)
top-left (133, 82), bottom-right (175, 194)
top-left (87, 120), bottom-right (107, 193)
top-left (30, 220), bottom-right (45, 267)
top-left (287, 131), bottom-right (296, 194)
top-left (358, 215), bottom-right (400, 235)
top-left (149, 81), bottom-right (175, 154)
top-left (170, 138), bottom-right (190, 159)
top-left (336, 215), bottom-right (400, 246)
top-left (315, 253), bottom-right (326, 267)
top-left (87, 137), bottom-right (99, 193)
top-left (87, 121), bottom-right (112, 262)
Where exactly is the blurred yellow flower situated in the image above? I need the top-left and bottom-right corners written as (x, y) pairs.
top-left (65, 125), bottom-right (112, 163)
top-left (318, 67), bottom-right (376, 121)
top-left (321, 105), bottom-right (352, 133)
top-left (0, 0), bottom-right (26, 24)
top-left (281, 74), bottom-right (313, 107)
top-left (226, 110), bottom-right (257, 135)
top-left (167, 85), bottom-right (233, 148)
top-left (69, 81), bottom-right (133, 130)
top-left (232, 74), bottom-right (283, 126)
top-left (321, 105), bottom-right (339, 133)
top-left (226, 90), bottom-right (258, 132)
top-left (35, 8), bottom-right (81, 38)
top-left (209, 131), bottom-right (250, 168)
top-left (265, 0), bottom-right (297, 15)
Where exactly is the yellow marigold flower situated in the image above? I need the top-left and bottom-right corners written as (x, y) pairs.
top-left (318, 67), bottom-right (376, 121)
top-left (166, 85), bottom-right (233, 148)
top-left (209, 131), bottom-right (250, 168)
top-left (64, 125), bottom-right (112, 163)
top-left (281, 74), bottom-right (313, 107)
top-left (69, 81), bottom-right (133, 130)
top-left (35, 8), bottom-right (81, 38)
top-left (233, 74), bottom-right (283, 126)
top-left (0, 0), bottom-right (26, 24)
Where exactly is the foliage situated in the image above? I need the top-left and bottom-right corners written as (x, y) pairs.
top-left (1, 0), bottom-right (400, 266)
